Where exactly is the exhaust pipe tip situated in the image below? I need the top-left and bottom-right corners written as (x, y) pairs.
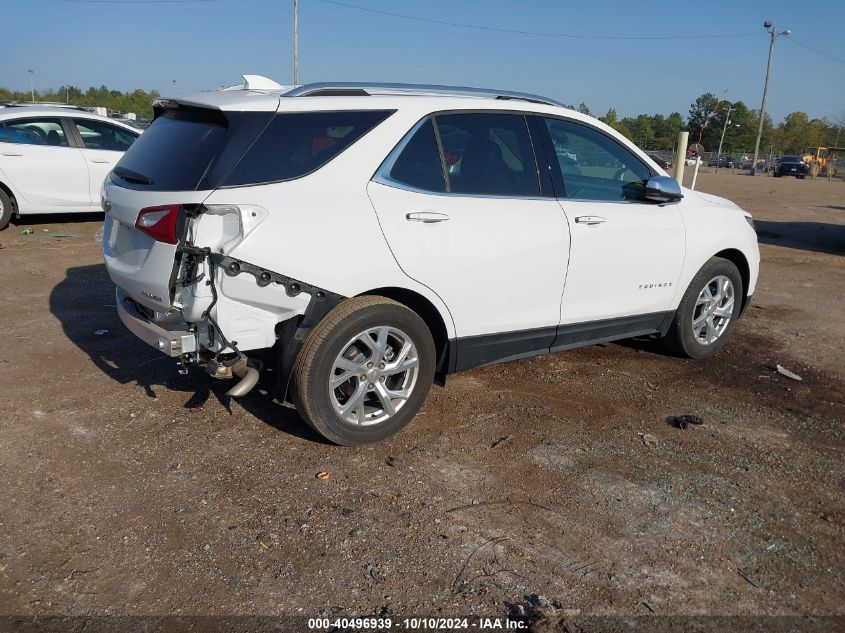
top-left (225, 359), bottom-right (262, 398)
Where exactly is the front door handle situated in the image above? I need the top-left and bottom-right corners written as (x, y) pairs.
top-left (574, 215), bottom-right (606, 225)
top-left (1, 151), bottom-right (23, 157)
top-left (90, 159), bottom-right (112, 164)
top-left (406, 211), bottom-right (450, 223)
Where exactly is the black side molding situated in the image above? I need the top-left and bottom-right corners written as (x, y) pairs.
top-left (449, 312), bottom-right (673, 374)
top-left (551, 312), bottom-right (669, 352)
top-left (453, 326), bottom-right (557, 373)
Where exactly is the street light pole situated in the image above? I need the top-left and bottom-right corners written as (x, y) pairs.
top-left (27, 69), bottom-right (34, 102)
top-left (750, 21), bottom-right (789, 176)
top-left (293, 0), bottom-right (299, 85)
top-left (715, 105), bottom-right (734, 175)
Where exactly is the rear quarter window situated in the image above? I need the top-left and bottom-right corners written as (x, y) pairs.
top-left (222, 110), bottom-right (394, 187)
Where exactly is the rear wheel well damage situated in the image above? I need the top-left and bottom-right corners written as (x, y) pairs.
top-left (714, 248), bottom-right (751, 312)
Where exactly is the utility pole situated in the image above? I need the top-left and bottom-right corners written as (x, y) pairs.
top-left (715, 105), bottom-right (734, 175)
top-left (673, 131), bottom-right (689, 185)
top-left (750, 21), bottom-right (789, 176)
top-left (293, 0), bottom-right (300, 85)
top-left (28, 69), bottom-right (34, 102)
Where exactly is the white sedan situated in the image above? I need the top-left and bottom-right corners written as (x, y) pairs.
top-left (0, 106), bottom-right (141, 230)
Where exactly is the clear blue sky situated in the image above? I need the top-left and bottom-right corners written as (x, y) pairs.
top-left (1, 0), bottom-right (843, 123)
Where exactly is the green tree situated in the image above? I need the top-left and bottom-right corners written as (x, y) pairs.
top-left (0, 84), bottom-right (160, 118)
top-left (688, 92), bottom-right (721, 150)
top-left (599, 108), bottom-right (633, 140)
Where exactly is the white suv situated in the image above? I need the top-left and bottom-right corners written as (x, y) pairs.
top-left (102, 80), bottom-right (759, 445)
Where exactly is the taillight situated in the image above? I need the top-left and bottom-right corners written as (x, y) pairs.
top-left (135, 205), bottom-right (180, 244)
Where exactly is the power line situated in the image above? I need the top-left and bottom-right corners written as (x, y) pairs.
top-left (321, 0), bottom-right (762, 41)
top-left (786, 36), bottom-right (845, 65)
top-left (58, 0), bottom-right (218, 4)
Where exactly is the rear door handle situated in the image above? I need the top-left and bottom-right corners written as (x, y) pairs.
top-left (91, 158), bottom-right (112, 164)
top-left (1, 151), bottom-right (23, 157)
top-left (574, 215), bottom-right (606, 225)
top-left (406, 211), bottom-right (450, 223)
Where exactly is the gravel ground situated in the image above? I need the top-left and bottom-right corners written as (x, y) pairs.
top-left (0, 171), bottom-right (843, 627)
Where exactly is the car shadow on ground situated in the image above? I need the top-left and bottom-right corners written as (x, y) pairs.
top-left (754, 220), bottom-right (845, 256)
top-left (50, 263), bottom-right (328, 443)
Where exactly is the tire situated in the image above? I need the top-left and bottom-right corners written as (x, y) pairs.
top-left (291, 296), bottom-right (435, 445)
top-left (0, 189), bottom-right (13, 231)
top-left (663, 257), bottom-right (744, 359)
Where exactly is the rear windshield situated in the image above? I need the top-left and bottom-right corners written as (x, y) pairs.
top-left (111, 107), bottom-right (393, 191)
top-left (111, 108), bottom-right (272, 191)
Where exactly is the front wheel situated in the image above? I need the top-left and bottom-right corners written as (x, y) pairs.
top-left (0, 189), bottom-right (13, 231)
top-left (291, 296), bottom-right (435, 445)
top-left (663, 257), bottom-right (744, 359)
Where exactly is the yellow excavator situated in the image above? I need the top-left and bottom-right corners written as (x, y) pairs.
top-left (801, 147), bottom-right (845, 178)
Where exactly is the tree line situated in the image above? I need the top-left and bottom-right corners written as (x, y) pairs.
top-left (2, 84), bottom-right (841, 155)
top-left (0, 85), bottom-right (160, 119)
top-left (576, 94), bottom-right (842, 155)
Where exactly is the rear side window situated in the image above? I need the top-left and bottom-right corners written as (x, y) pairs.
top-left (388, 118), bottom-right (446, 192)
top-left (436, 113), bottom-right (539, 197)
top-left (223, 110), bottom-right (393, 187)
top-left (73, 119), bottom-right (138, 152)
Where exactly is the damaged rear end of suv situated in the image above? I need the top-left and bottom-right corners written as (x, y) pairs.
top-left (102, 86), bottom-right (423, 444)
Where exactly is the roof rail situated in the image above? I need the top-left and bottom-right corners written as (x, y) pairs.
top-left (283, 82), bottom-right (566, 108)
top-left (0, 102), bottom-right (90, 112)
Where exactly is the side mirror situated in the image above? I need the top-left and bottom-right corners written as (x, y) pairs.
top-left (644, 175), bottom-right (683, 203)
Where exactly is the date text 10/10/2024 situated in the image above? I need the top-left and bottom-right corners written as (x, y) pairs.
top-left (307, 617), bottom-right (528, 630)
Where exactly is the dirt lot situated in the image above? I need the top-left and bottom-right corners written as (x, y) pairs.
top-left (0, 171), bottom-right (843, 627)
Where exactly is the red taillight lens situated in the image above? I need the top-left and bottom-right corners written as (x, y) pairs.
top-left (135, 205), bottom-right (180, 244)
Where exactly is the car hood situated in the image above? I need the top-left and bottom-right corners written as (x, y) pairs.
top-left (691, 190), bottom-right (747, 214)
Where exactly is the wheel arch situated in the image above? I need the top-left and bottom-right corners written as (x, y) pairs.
top-left (0, 179), bottom-right (18, 212)
top-left (359, 286), bottom-right (452, 381)
top-left (714, 248), bottom-right (750, 312)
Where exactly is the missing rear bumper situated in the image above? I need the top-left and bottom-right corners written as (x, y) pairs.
top-left (116, 289), bottom-right (197, 357)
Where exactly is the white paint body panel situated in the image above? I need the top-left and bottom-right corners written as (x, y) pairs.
top-left (0, 142), bottom-right (89, 208)
top-left (368, 181), bottom-right (569, 336)
top-left (557, 199), bottom-right (685, 324)
top-left (78, 147), bottom-right (123, 205)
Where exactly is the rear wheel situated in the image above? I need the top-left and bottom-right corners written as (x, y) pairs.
top-left (292, 296), bottom-right (435, 445)
top-left (0, 189), bottom-right (13, 231)
top-left (663, 257), bottom-right (743, 359)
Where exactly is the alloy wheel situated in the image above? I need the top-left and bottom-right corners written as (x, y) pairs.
top-left (329, 326), bottom-right (420, 425)
top-left (692, 275), bottom-right (735, 345)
